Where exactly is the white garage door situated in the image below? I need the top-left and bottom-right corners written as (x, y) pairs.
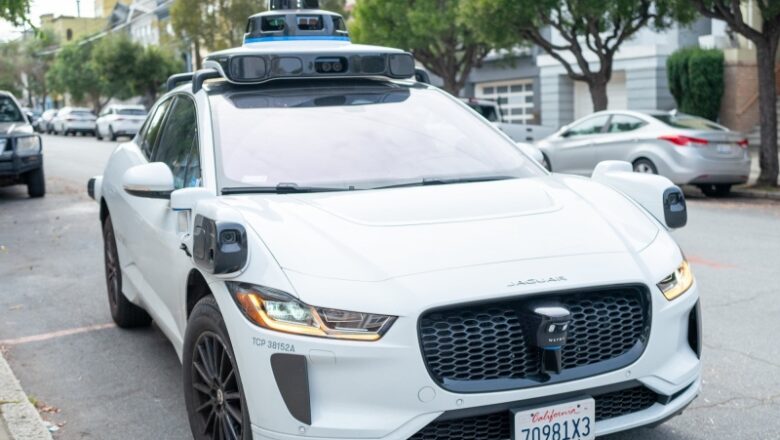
top-left (476, 79), bottom-right (535, 124)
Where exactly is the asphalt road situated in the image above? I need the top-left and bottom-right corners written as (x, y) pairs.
top-left (1, 134), bottom-right (779, 440)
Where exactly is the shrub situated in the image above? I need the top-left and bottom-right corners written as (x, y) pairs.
top-left (667, 47), bottom-right (724, 121)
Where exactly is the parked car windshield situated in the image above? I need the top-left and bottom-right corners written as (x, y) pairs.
top-left (652, 113), bottom-right (726, 131)
top-left (0, 96), bottom-right (24, 123)
top-left (209, 81), bottom-right (542, 192)
top-left (117, 108), bottom-right (146, 116)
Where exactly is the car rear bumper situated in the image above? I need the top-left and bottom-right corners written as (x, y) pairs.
top-left (110, 120), bottom-right (143, 135)
top-left (64, 122), bottom-right (96, 132)
top-left (661, 151), bottom-right (751, 185)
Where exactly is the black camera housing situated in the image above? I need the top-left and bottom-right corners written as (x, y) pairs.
top-left (192, 215), bottom-right (248, 275)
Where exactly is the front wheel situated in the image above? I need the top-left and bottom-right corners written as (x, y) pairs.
top-left (699, 184), bottom-right (732, 198)
top-left (103, 215), bottom-right (152, 328)
top-left (26, 167), bottom-right (45, 198)
top-left (184, 296), bottom-right (251, 440)
top-left (109, 125), bottom-right (118, 142)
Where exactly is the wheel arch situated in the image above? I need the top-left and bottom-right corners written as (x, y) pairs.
top-left (186, 269), bottom-right (213, 319)
top-left (100, 198), bottom-right (109, 225)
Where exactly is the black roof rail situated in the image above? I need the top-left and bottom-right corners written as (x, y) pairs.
top-left (192, 68), bottom-right (222, 93)
top-left (166, 73), bottom-right (194, 92)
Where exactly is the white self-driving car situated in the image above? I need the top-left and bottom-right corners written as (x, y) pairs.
top-left (88, 6), bottom-right (700, 440)
top-left (96, 104), bottom-right (147, 141)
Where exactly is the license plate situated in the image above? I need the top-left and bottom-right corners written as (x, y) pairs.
top-left (514, 398), bottom-right (595, 440)
top-left (716, 144), bottom-right (733, 154)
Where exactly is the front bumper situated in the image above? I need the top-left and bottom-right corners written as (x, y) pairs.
top-left (210, 258), bottom-right (701, 439)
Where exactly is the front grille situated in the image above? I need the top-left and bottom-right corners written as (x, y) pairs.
top-left (419, 286), bottom-right (650, 392)
top-left (409, 385), bottom-right (659, 440)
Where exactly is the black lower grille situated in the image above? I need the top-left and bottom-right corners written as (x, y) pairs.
top-left (409, 385), bottom-right (659, 440)
top-left (419, 286), bottom-right (650, 392)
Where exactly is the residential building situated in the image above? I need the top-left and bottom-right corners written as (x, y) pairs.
top-left (39, 14), bottom-right (106, 43)
top-left (464, 19), bottom-right (713, 130)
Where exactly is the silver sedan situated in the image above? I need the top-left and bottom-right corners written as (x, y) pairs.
top-left (536, 110), bottom-right (751, 196)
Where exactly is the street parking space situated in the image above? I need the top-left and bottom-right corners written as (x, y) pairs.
top-left (1, 135), bottom-right (779, 439)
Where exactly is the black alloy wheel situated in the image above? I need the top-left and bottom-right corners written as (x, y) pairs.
top-left (185, 296), bottom-right (251, 440)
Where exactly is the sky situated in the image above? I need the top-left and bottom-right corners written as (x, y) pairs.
top-left (0, 0), bottom-right (96, 41)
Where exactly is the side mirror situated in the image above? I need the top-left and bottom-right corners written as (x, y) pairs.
top-left (122, 162), bottom-right (174, 199)
top-left (170, 187), bottom-right (214, 211)
top-left (516, 142), bottom-right (545, 164)
top-left (592, 161), bottom-right (687, 229)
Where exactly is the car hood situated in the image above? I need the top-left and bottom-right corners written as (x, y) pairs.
top-left (225, 175), bottom-right (660, 282)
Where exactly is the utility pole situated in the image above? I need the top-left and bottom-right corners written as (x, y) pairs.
top-left (76, 0), bottom-right (81, 17)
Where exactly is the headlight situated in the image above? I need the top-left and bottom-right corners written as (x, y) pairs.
top-left (15, 136), bottom-right (41, 155)
top-left (657, 260), bottom-right (694, 301)
top-left (226, 282), bottom-right (396, 341)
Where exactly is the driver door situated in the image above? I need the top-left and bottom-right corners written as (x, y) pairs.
top-left (131, 95), bottom-right (202, 345)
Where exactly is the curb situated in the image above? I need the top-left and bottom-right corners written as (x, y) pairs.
top-left (0, 352), bottom-right (53, 440)
top-left (732, 188), bottom-right (780, 201)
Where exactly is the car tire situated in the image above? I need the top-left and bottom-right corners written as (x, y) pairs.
top-left (26, 167), bottom-right (45, 198)
top-left (96, 128), bottom-right (103, 141)
top-left (632, 158), bottom-right (658, 175)
top-left (699, 184), bottom-right (732, 198)
top-left (103, 215), bottom-right (152, 328)
top-left (109, 126), bottom-right (118, 142)
top-left (184, 296), bottom-right (251, 440)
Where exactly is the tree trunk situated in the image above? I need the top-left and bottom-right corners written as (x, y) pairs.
top-left (755, 40), bottom-right (779, 186)
top-left (193, 40), bottom-right (202, 71)
top-left (588, 79), bottom-right (609, 112)
top-left (441, 74), bottom-right (461, 97)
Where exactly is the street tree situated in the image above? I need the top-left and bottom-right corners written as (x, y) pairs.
top-left (463, 0), bottom-right (690, 111)
top-left (171, 0), bottom-right (264, 70)
top-left (685, 0), bottom-right (780, 186)
top-left (91, 35), bottom-right (142, 111)
top-left (0, 40), bottom-right (22, 96)
top-left (46, 42), bottom-right (102, 110)
top-left (133, 46), bottom-right (183, 107)
top-left (350, 0), bottom-right (493, 95)
top-left (19, 30), bottom-right (58, 108)
top-left (0, 0), bottom-right (31, 26)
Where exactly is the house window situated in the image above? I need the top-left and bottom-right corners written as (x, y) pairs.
top-left (66, 29), bottom-right (73, 41)
top-left (476, 79), bottom-right (535, 124)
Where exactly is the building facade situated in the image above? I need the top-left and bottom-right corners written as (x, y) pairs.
top-left (464, 19), bottom-right (714, 130)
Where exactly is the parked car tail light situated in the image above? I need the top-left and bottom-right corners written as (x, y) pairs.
top-left (658, 135), bottom-right (709, 147)
top-left (737, 139), bottom-right (749, 149)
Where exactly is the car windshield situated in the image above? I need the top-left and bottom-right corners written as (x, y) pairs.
top-left (652, 113), bottom-right (725, 131)
top-left (0, 96), bottom-right (24, 123)
top-left (117, 108), bottom-right (146, 116)
top-left (209, 81), bottom-right (541, 192)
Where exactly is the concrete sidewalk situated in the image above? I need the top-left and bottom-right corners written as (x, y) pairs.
top-left (0, 352), bottom-right (52, 440)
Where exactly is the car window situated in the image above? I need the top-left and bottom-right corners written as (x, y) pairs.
top-left (563, 115), bottom-right (610, 137)
top-left (651, 113), bottom-right (726, 131)
top-left (0, 97), bottom-right (24, 123)
top-left (152, 96), bottom-right (200, 189)
top-left (606, 115), bottom-right (646, 133)
top-left (467, 103), bottom-right (500, 122)
top-left (140, 98), bottom-right (172, 159)
top-left (117, 108), bottom-right (146, 116)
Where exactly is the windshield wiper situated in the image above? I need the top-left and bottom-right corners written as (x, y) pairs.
top-left (373, 175), bottom-right (515, 190)
top-left (221, 183), bottom-right (356, 195)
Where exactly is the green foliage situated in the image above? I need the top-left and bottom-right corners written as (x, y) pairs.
top-left (666, 47), bottom-right (724, 121)
top-left (134, 45), bottom-right (183, 103)
top-left (92, 35), bottom-right (142, 101)
top-left (47, 35), bottom-right (182, 112)
top-left (461, 0), bottom-right (695, 110)
top-left (0, 0), bottom-right (32, 26)
top-left (351, 0), bottom-right (492, 94)
top-left (172, 0), bottom-right (264, 68)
